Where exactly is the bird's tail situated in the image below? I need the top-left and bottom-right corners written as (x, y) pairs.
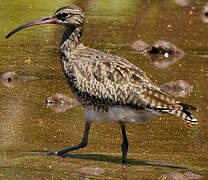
top-left (142, 87), bottom-right (198, 124)
top-left (161, 103), bottom-right (198, 124)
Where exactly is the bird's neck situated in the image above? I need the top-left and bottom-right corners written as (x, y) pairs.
top-left (60, 26), bottom-right (83, 52)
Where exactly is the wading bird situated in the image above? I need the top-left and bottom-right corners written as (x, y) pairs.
top-left (6, 5), bottom-right (198, 163)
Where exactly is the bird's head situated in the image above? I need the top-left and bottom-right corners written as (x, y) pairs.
top-left (55, 5), bottom-right (85, 27)
top-left (6, 5), bottom-right (85, 39)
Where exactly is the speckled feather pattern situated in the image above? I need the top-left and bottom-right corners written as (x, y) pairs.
top-left (58, 6), bottom-right (197, 124)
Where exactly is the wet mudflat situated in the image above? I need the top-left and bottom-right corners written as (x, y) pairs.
top-left (0, 0), bottom-right (208, 179)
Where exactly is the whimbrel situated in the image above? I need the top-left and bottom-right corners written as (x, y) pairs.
top-left (6, 5), bottom-right (198, 163)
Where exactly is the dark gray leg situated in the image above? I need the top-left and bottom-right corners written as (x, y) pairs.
top-left (54, 121), bottom-right (91, 156)
top-left (119, 122), bottom-right (129, 163)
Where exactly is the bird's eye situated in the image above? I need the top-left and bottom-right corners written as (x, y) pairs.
top-left (57, 12), bottom-right (68, 20)
top-left (61, 12), bottom-right (68, 18)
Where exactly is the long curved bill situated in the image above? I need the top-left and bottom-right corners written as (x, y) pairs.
top-left (5, 16), bottom-right (56, 39)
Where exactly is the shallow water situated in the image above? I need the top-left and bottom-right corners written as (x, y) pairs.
top-left (0, 0), bottom-right (208, 179)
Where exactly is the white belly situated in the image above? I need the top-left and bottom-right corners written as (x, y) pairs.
top-left (85, 106), bottom-right (160, 124)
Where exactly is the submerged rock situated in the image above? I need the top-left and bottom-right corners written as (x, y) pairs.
top-left (0, 72), bottom-right (36, 88)
top-left (160, 80), bottom-right (193, 97)
top-left (148, 40), bottom-right (184, 69)
top-left (202, 3), bottom-right (208, 16)
top-left (46, 93), bottom-right (80, 113)
top-left (183, 172), bottom-right (202, 179)
top-left (79, 166), bottom-right (104, 176)
top-left (161, 171), bottom-right (187, 180)
top-left (174, 0), bottom-right (192, 7)
top-left (161, 171), bottom-right (202, 180)
top-left (130, 40), bottom-right (149, 51)
top-left (201, 3), bottom-right (208, 23)
top-left (0, 72), bottom-right (18, 88)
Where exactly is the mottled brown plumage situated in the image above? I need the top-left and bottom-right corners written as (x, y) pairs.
top-left (6, 5), bottom-right (198, 163)
top-left (57, 6), bottom-right (197, 124)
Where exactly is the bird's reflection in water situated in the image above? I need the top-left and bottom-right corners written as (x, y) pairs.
top-left (121, 165), bottom-right (128, 180)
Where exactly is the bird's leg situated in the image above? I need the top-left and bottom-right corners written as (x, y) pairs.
top-left (50, 121), bottom-right (91, 156)
top-left (119, 122), bottom-right (129, 163)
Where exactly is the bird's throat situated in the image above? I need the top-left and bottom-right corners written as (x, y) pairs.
top-left (60, 26), bottom-right (83, 52)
